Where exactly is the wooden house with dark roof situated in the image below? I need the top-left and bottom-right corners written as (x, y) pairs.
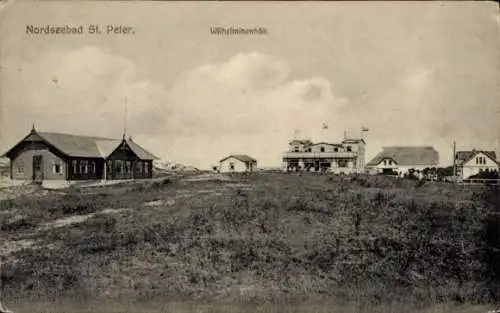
top-left (2, 126), bottom-right (158, 182)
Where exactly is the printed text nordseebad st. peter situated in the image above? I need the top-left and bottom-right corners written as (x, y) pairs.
top-left (26, 24), bottom-right (134, 35)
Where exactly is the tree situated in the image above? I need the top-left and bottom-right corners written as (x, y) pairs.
top-left (437, 166), bottom-right (454, 180)
top-left (423, 167), bottom-right (430, 177)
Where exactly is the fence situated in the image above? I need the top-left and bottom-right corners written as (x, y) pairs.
top-left (458, 178), bottom-right (500, 186)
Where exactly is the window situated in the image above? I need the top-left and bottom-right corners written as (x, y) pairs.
top-left (79, 160), bottom-right (89, 174)
top-left (125, 161), bottom-right (132, 173)
top-left (33, 156), bottom-right (42, 171)
top-left (106, 161), bottom-right (113, 174)
top-left (137, 161), bottom-right (143, 173)
top-left (306, 148), bottom-right (312, 152)
top-left (115, 160), bottom-right (123, 173)
top-left (320, 147), bottom-right (325, 152)
top-left (53, 161), bottom-right (61, 174)
top-left (338, 160), bottom-right (348, 168)
top-left (229, 162), bottom-right (235, 170)
top-left (91, 161), bottom-right (96, 174)
top-left (383, 160), bottom-right (387, 166)
top-left (334, 148), bottom-right (339, 152)
top-left (293, 146), bottom-right (300, 152)
top-left (477, 156), bottom-right (487, 165)
top-left (144, 162), bottom-right (149, 174)
top-left (17, 163), bottom-right (24, 173)
top-left (346, 146), bottom-right (352, 152)
top-left (72, 160), bottom-right (78, 173)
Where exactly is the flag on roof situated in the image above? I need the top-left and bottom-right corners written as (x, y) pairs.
top-left (361, 126), bottom-right (369, 132)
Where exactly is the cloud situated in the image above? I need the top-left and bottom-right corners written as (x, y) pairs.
top-left (5, 46), bottom-right (493, 169)
top-left (402, 67), bottom-right (433, 95)
top-left (2, 46), bottom-right (167, 137)
top-left (2, 48), bottom-right (347, 168)
top-left (162, 52), bottom-right (346, 138)
top-left (146, 52), bottom-right (349, 167)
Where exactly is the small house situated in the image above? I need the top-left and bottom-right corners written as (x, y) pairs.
top-left (455, 149), bottom-right (499, 179)
top-left (218, 155), bottom-right (257, 173)
top-left (366, 146), bottom-right (439, 176)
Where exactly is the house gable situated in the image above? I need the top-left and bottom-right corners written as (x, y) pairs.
top-left (24, 132), bottom-right (45, 142)
top-left (220, 154), bottom-right (257, 164)
top-left (3, 131), bottom-right (68, 160)
top-left (106, 140), bottom-right (140, 160)
top-left (220, 157), bottom-right (244, 165)
top-left (379, 157), bottom-right (398, 166)
top-left (462, 151), bottom-right (499, 167)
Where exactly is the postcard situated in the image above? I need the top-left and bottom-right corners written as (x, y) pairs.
top-left (0, 1), bottom-right (499, 312)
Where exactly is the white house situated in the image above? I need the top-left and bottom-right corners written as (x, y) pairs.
top-left (455, 150), bottom-right (499, 179)
top-left (218, 155), bottom-right (257, 173)
top-left (366, 146), bottom-right (439, 176)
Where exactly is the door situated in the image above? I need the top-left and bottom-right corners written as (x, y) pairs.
top-left (32, 155), bottom-right (43, 181)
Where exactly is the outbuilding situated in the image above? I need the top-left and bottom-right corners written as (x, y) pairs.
top-left (218, 154), bottom-right (257, 173)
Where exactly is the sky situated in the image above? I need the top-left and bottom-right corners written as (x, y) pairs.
top-left (0, 1), bottom-right (499, 169)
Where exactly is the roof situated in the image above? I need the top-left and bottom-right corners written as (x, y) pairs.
top-left (3, 129), bottom-right (158, 160)
top-left (220, 154), bottom-right (257, 163)
top-left (367, 146), bottom-right (439, 166)
top-left (456, 150), bottom-right (498, 166)
top-left (310, 142), bottom-right (343, 147)
top-left (342, 138), bottom-right (365, 144)
top-left (126, 139), bottom-right (158, 160)
top-left (289, 139), bottom-right (313, 145)
top-left (290, 139), bottom-right (364, 147)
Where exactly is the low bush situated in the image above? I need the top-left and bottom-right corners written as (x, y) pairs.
top-left (0, 174), bottom-right (498, 307)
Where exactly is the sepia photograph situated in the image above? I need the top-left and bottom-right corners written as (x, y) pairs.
top-left (0, 1), bottom-right (499, 312)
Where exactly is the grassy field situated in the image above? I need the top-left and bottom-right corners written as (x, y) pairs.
top-left (0, 172), bottom-right (499, 312)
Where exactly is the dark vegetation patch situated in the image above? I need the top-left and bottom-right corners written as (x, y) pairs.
top-left (1, 174), bottom-right (499, 307)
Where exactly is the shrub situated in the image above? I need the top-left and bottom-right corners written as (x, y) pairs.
top-left (1, 173), bottom-right (499, 306)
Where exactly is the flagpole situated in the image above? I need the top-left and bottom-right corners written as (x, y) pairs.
top-left (360, 127), bottom-right (369, 140)
top-left (453, 141), bottom-right (456, 181)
